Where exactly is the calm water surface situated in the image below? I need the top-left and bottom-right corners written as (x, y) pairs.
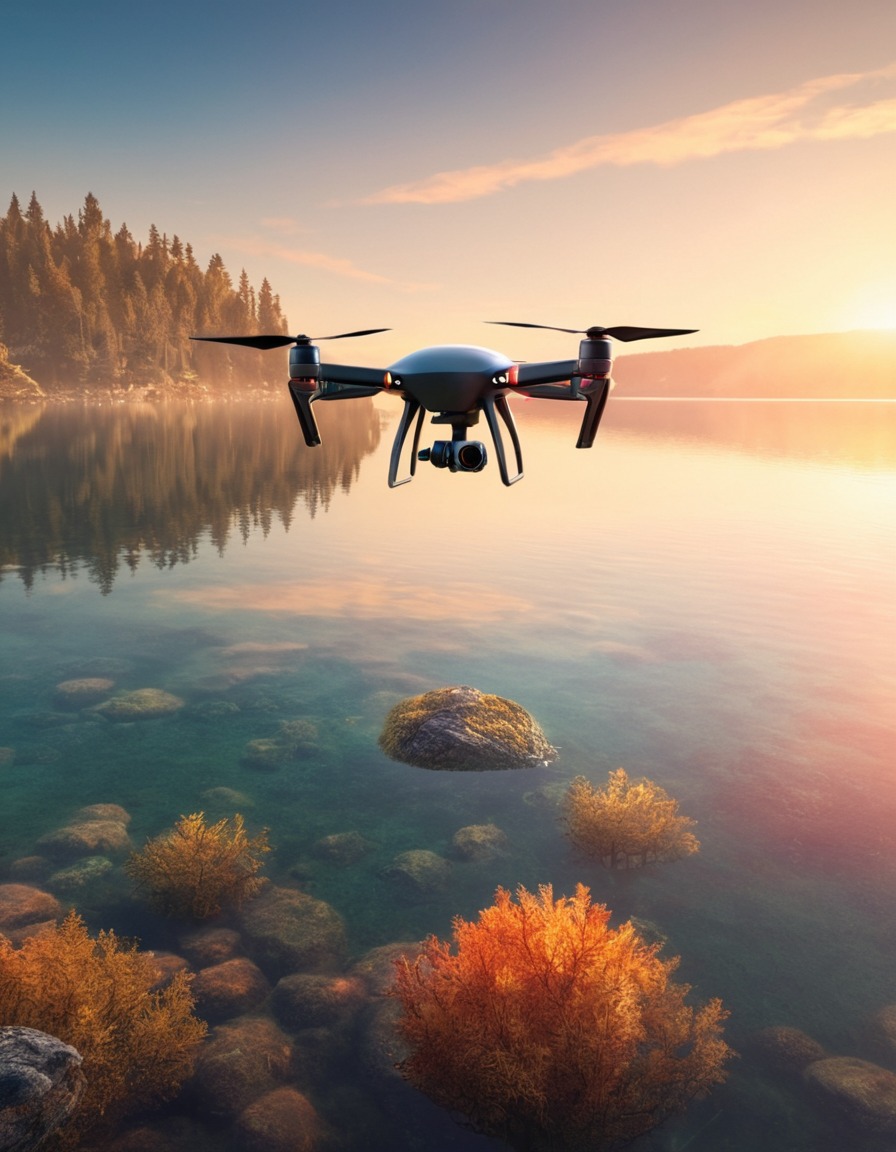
top-left (1, 395), bottom-right (894, 1151)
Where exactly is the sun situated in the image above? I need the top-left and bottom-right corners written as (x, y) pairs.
top-left (844, 289), bottom-right (896, 332)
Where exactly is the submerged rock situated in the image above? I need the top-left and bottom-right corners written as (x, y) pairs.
top-left (0, 885), bottom-right (62, 932)
top-left (752, 1025), bottom-right (827, 1074)
top-left (271, 972), bottom-right (367, 1029)
top-left (805, 1056), bottom-right (896, 1135)
top-left (191, 1017), bottom-right (293, 1117)
top-left (192, 958), bottom-right (271, 1023)
top-left (382, 849), bottom-right (451, 896)
top-left (38, 819), bottom-right (131, 861)
top-left (239, 886), bottom-right (347, 978)
top-left (48, 856), bottom-right (114, 892)
top-left (0, 1027), bottom-right (85, 1152)
top-left (379, 685), bottom-right (556, 772)
top-left (450, 823), bottom-right (508, 861)
top-left (54, 678), bottom-right (115, 709)
top-left (94, 688), bottom-right (184, 721)
top-left (236, 1086), bottom-right (327, 1152)
top-left (311, 831), bottom-right (374, 866)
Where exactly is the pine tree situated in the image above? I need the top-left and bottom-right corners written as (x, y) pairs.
top-left (0, 192), bottom-right (289, 391)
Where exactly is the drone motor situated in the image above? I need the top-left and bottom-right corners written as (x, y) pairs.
top-left (288, 343), bottom-right (320, 382)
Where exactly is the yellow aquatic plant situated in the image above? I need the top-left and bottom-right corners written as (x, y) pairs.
top-left (564, 769), bottom-right (699, 870)
top-left (0, 911), bottom-right (206, 1147)
top-left (126, 811), bottom-right (270, 920)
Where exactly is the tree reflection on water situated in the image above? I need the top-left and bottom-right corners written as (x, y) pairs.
top-left (0, 399), bottom-right (381, 592)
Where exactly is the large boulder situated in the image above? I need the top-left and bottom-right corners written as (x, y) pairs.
top-left (0, 1027), bottom-right (85, 1152)
top-left (378, 685), bottom-right (556, 772)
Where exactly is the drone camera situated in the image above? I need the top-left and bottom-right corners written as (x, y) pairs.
top-left (418, 440), bottom-right (488, 473)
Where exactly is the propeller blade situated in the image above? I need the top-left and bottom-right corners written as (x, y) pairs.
top-left (317, 328), bottom-right (391, 340)
top-left (192, 328), bottom-right (389, 349)
top-left (486, 321), bottom-right (583, 335)
top-left (602, 326), bottom-right (697, 342)
top-left (191, 334), bottom-right (296, 350)
top-left (486, 321), bottom-right (697, 342)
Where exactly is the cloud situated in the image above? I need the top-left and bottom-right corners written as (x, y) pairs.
top-left (217, 231), bottom-right (439, 292)
top-left (365, 62), bottom-right (896, 205)
top-left (222, 235), bottom-right (396, 284)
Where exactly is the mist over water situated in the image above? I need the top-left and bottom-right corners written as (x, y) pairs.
top-left (1, 395), bottom-right (894, 1151)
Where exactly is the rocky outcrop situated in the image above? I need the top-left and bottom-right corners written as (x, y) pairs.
top-left (379, 685), bottom-right (556, 772)
top-left (0, 1027), bottom-right (85, 1152)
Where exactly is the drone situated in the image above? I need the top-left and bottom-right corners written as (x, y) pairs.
top-left (191, 321), bottom-right (696, 486)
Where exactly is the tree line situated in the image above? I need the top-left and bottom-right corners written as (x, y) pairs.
top-left (0, 191), bottom-right (290, 391)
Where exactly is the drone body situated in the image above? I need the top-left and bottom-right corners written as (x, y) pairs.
top-left (192, 322), bottom-right (696, 486)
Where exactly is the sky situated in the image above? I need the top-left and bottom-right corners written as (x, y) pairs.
top-left (3, 0), bottom-right (896, 365)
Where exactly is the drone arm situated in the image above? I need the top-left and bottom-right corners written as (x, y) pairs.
top-left (319, 362), bottom-right (389, 388)
top-left (482, 393), bottom-right (524, 486)
top-left (515, 383), bottom-right (581, 400)
top-left (388, 397), bottom-right (425, 488)
top-left (316, 382), bottom-right (384, 400)
top-left (514, 359), bottom-right (578, 387)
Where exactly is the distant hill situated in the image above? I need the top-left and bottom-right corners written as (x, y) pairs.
top-left (611, 331), bottom-right (896, 399)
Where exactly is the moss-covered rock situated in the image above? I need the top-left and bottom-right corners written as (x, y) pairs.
top-left (94, 688), bottom-right (184, 721)
top-left (378, 685), bottom-right (556, 772)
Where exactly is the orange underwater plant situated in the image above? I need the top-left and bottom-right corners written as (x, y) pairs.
top-left (126, 811), bottom-right (270, 920)
top-left (0, 911), bottom-right (206, 1147)
top-left (564, 769), bottom-right (700, 870)
top-left (392, 884), bottom-right (730, 1152)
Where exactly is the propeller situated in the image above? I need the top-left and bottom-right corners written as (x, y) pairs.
top-left (486, 322), bottom-right (696, 342)
top-left (191, 328), bottom-right (390, 350)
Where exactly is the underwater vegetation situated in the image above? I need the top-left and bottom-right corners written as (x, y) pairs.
top-left (563, 769), bottom-right (700, 870)
top-left (125, 812), bottom-right (270, 921)
top-left (0, 911), bottom-right (206, 1147)
top-left (391, 883), bottom-right (730, 1152)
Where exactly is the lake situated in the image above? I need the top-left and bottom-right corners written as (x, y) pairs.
top-left (1, 393), bottom-right (894, 1151)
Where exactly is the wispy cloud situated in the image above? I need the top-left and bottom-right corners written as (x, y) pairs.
top-left (365, 63), bottom-right (896, 205)
top-left (222, 234), bottom-right (396, 285)
top-left (213, 221), bottom-right (436, 291)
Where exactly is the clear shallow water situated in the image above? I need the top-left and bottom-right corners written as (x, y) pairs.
top-left (1, 395), bottom-right (894, 1150)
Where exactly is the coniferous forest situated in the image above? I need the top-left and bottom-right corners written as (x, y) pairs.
top-left (0, 192), bottom-right (290, 395)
